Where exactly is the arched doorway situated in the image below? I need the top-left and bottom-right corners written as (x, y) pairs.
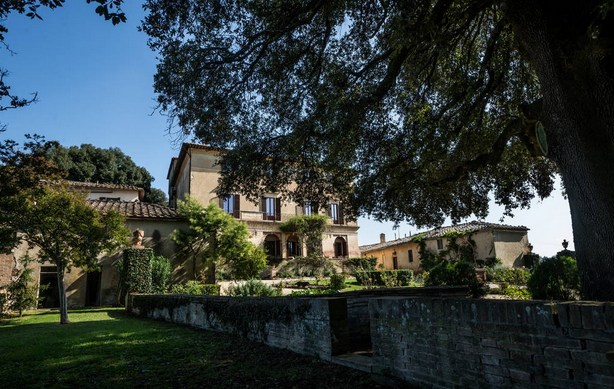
top-left (264, 234), bottom-right (281, 257)
top-left (334, 237), bottom-right (348, 258)
top-left (286, 235), bottom-right (302, 258)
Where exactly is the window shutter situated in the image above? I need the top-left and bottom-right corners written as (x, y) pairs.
top-left (313, 202), bottom-right (319, 214)
top-left (234, 194), bottom-right (240, 218)
top-left (261, 196), bottom-right (266, 220)
top-left (326, 204), bottom-right (332, 217)
top-left (218, 196), bottom-right (224, 209)
top-left (339, 204), bottom-right (345, 225)
top-left (275, 197), bottom-right (281, 221)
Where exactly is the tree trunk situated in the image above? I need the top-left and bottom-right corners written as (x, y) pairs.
top-left (56, 264), bottom-right (70, 324)
top-left (503, 0), bottom-right (614, 300)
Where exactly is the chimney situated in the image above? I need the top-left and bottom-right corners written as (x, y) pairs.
top-left (380, 233), bottom-right (386, 243)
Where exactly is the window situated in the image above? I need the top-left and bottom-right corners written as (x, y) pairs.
top-left (264, 234), bottom-right (281, 257)
top-left (329, 203), bottom-right (344, 224)
top-left (408, 250), bottom-right (414, 263)
top-left (219, 194), bottom-right (240, 218)
top-left (334, 237), bottom-right (348, 258)
top-left (286, 236), bottom-right (302, 257)
top-left (392, 256), bottom-right (399, 270)
top-left (437, 239), bottom-right (444, 250)
top-left (303, 201), bottom-right (318, 216)
top-left (262, 196), bottom-right (280, 221)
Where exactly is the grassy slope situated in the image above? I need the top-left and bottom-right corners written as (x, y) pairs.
top-left (0, 308), bottom-right (383, 389)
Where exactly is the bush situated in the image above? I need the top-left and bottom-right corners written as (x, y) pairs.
top-left (492, 268), bottom-right (531, 285)
top-left (151, 255), bottom-right (172, 294)
top-left (424, 261), bottom-right (485, 298)
top-left (123, 248), bottom-right (153, 294)
top-left (527, 256), bottom-right (580, 300)
top-left (276, 255), bottom-right (337, 278)
top-left (329, 273), bottom-right (346, 291)
top-left (345, 257), bottom-right (377, 272)
top-left (355, 270), bottom-right (414, 286)
top-left (6, 268), bottom-right (39, 316)
top-left (476, 257), bottom-right (502, 268)
top-left (227, 279), bottom-right (281, 297)
top-left (0, 292), bottom-right (6, 316)
top-left (170, 281), bottom-right (221, 295)
top-left (290, 288), bottom-right (337, 296)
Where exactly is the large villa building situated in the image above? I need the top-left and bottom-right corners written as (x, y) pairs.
top-left (166, 143), bottom-right (360, 260)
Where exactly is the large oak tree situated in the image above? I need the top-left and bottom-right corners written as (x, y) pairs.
top-left (142, 0), bottom-right (614, 300)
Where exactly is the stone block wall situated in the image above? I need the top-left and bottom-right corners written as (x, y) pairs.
top-left (370, 297), bottom-right (614, 389)
top-left (0, 253), bottom-right (15, 289)
top-left (127, 294), bottom-right (350, 360)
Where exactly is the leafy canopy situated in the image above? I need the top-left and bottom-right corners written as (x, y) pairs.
top-left (142, 0), bottom-right (559, 227)
top-left (172, 196), bottom-right (267, 280)
top-left (46, 143), bottom-right (168, 205)
top-left (279, 214), bottom-right (329, 256)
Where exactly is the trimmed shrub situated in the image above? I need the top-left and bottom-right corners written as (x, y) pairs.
top-left (345, 256), bottom-right (377, 271)
top-left (151, 255), bottom-right (172, 294)
top-left (276, 255), bottom-right (337, 278)
top-left (424, 261), bottom-right (485, 298)
top-left (355, 270), bottom-right (414, 286)
top-left (227, 280), bottom-right (281, 297)
top-left (290, 288), bottom-right (337, 296)
top-left (329, 273), bottom-right (346, 291)
top-left (527, 256), bottom-right (580, 300)
top-left (170, 281), bottom-right (221, 295)
top-left (491, 268), bottom-right (531, 285)
top-left (123, 248), bottom-right (153, 294)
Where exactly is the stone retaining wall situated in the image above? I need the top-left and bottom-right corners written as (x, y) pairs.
top-left (370, 297), bottom-right (614, 389)
top-left (127, 294), bottom-right (350, 360)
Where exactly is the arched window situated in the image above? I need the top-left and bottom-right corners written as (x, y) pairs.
top-left (334, 237), bottom-right (348, 258)
top-left (264, 234), bottom-right (281, 257)
top-left (286, 235), bottom-right (302, 257)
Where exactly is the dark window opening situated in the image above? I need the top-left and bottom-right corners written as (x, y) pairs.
top-left (437, 239), bottom-right (444, 250)
top-left (334, 237), bottom-right (348, 258)
top-left (86, 270), bottom-right (102, 307)
top-left (392, 256), bottom-right (399, 270)
top-left (330, 203), bottom-right (344, 224)
top-left (220, 194), bottom-right (241, 218)
top-left (264, 234), bottom-right (281, 257)
top-left (286, 236), bottom-right (302, 257)
top-left (408, 250), bottom-right (414, 263)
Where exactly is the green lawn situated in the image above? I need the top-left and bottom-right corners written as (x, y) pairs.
top-left (0, 308), bottom-right (384, 389)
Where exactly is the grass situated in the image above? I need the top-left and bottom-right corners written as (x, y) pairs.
top-left (0, 308), bottom-right (385, 389)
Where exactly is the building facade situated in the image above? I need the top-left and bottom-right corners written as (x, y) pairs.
top-left (1, 182), bottom-right (187, 308)
top-left (167, 143), bottom-right (361, 260)
top-left (359, 221), bottom-right (531, 272)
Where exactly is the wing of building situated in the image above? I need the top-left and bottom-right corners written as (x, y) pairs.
top-left (167, 143), bottom-right (360, 260)
top-left (359, 221), bottom-right (531, 271)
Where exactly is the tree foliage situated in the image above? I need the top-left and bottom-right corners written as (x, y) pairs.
top-left (46, 143), bottom-right (167, 205)
top-left (6, 256), bottom-right (39, 316)
top-left (279, 214), bottom-right (328, 256)
top-left (142, 1), bottom-right (614, 300)
top-left (172, 196), bottom-right (267, 282)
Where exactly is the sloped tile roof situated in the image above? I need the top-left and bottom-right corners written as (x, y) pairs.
top-left (359, 221), bottom-right (528, 253)
top-left (87, 200), bottom-right (182, 220)
top-left (69, 180), bottom-right (143, 191)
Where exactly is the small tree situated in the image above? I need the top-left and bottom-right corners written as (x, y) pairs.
top-left (7, 185), bottom-right (129, 324)
top-left (279, 215), bottom-right (329, 256)
top-left (172, 196), bottom-right (267, 283)
top-left (6, 256), bottom-right (39, 316)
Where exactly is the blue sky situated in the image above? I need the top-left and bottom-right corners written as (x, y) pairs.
top-left (0, 2), bottom-right (574, 256)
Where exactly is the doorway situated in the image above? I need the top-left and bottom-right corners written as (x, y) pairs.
top-left (39, 266), bottom-right (60, 308)
top-left (85, 270), bottom-right (102, 307)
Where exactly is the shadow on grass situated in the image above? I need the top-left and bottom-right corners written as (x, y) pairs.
top-left (0, 308), bottom-right (385, 389)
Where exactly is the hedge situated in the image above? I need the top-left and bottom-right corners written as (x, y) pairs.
top-left (170, 281), bottom-right (221, 296)
top-left (345, 256), bottom-right (378, 271)
top-left (355, 269), bottom-right (413, 286)
top-left (124, 248), bottom-right (153, 294)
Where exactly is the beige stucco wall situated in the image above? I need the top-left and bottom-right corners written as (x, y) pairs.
top-left (493, 230), bottom-right (529, 267)
top-left (362, 241), bottom-right (422, 273)
top-left (6, 218), bottom-right (189, 309)
top-left (85, 189), bottom-right (140, 202)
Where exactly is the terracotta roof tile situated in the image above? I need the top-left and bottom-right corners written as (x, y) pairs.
top-left (86, 200), bottom-right (183, 220)
top-left (359, 221), bottom-right (528, 253)
top-left (69, 180), bottom-right (143, 191)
